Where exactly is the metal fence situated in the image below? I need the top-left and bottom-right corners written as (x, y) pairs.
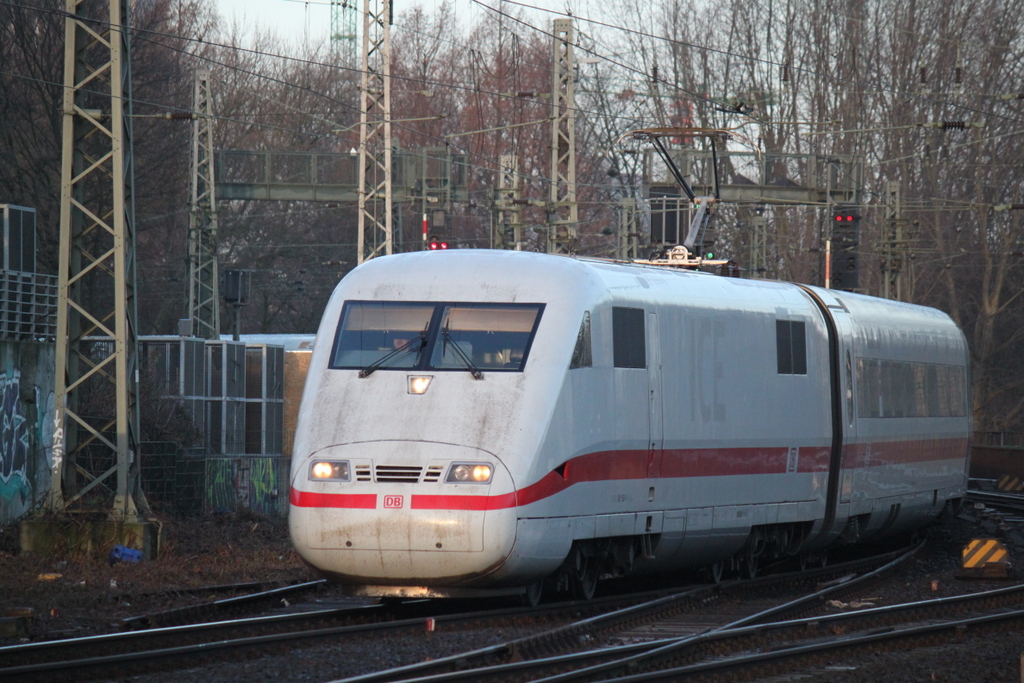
top-left (975, 432), bottom-right (1024, 448)
top-left (0, 270), bottom-right (56, 341)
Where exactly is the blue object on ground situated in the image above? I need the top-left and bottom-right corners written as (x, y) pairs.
top-left (109, 545), bottom-right (143, 565)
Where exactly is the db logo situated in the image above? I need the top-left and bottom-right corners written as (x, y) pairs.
top-left (383, 495), bottom-right (404, 509)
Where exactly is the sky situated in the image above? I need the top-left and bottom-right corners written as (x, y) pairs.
top-left (213, 0), bottom-right (577, 49)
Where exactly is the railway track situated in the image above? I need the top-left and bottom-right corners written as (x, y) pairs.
top-left (336, 541), bottom-right (924, 683)
top-left (339, 542), bottom-right (1024, 683)
top-left (118, 579), bottom-right (329, 629)
top-left (0, 585), bottom-right (655, 681)
top-left (966, 489), bottom-right (1024, 517)
top-left (4, 538), bottom-right (991, 683)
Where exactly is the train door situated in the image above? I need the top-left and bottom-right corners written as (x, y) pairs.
top-left (647, 312), bottom-right (664, 480)
top-left (828, 305), bottom-right (860, 507)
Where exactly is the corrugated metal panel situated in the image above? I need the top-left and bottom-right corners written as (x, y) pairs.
top-left (240, 344), bottom-right (285, 456)
top-left (1, 205), bottom-right (36, 274)
top-left (207, 344), bottom-right (223, 397)
top-left (225, 399), bottom-right (245, 454)
top-left (183, 338), bottom-right (204, 397)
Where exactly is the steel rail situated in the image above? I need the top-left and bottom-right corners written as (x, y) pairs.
top-left (0, 603), bottom-right (382, 670)
top-left (337, 542), bottom-right (921, 683)
top-left (530, 577), bottom-right (1024, 683)
top-left (593, 608), bottom-right (1024, 682)
top-left (0, 589), bottom-right (662, 680)
top-left (119, 579), bottom-right (329, 629)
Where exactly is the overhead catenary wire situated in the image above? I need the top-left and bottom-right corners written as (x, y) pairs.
top-left (4, 0), bottom-right (1021, 221)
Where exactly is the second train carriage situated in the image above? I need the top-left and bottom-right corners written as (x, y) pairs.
top-left (289, 250), bottom-right (970, 599)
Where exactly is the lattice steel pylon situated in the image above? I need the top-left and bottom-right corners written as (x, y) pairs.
top-left (750, 214), bottom-right (767, 278)
top-left (331, 1), bottom-right (359, 66)
top-left (187, 70), bottom-right (220, 340)
top-left (51, 0), bottom-right (147, 519)
top-left (547, 18), bottom-right (578, 254)
top-left (492, 154), bottom-right (522, 249)
top-left (356, 0), bottom-right (393, 264)
top-left (616, 197), bottom-right (639, 260)
top-left (881, 181), bottom-right (908, 301)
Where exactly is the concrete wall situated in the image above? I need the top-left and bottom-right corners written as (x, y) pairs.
top-left (0, 340), bottom-right (55, 525)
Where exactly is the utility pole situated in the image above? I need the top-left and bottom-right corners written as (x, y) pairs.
top-left (616, 198), bottom-right (639, 260)
top-left (50, 0), bottom-right (147, 521)
top-left (186, 70), bottom-right (220, 340)
top-left (357, 0), bottom-right (393, 264)
top-left (492, 154), bottom-right (522, 249)
top-left (547, 18), bottom-right (577, 254)
top-left (750, 213), bottom-right (767, 278)
top-left (880, 181), bottom-right (908, 300)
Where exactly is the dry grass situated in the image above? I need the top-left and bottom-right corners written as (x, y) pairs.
top-left (0, 510), bottom-right (314, 638)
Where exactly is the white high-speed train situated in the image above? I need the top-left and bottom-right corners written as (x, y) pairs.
top-left (288, 250), bottom-right (970, 601)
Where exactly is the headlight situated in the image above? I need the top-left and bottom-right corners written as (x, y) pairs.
top-left (309, 460), bottom-right (350, 481)
top-left (408, 376), bottom-right (433, 394)
top-left (446, 463), bottom-right (493, 484)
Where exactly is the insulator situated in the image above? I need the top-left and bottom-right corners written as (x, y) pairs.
top-left (782, 63), bottom-right (790, 82)
top-left (954, 67), bottom-right (962, 85)
top-left (942, 121), bottom-right (966, 130)
top-left (919, 67), bottom-right (927, 85)
top-left (166, 112), bottom-right (197, 120)
top-left (652, 65), bottom-right (659, 83)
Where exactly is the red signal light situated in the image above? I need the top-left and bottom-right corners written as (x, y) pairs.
top-left (428, 240), bottom-right (448, 250)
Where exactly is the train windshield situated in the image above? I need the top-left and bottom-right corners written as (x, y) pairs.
top-left (332, 302), bottom-right (434, 370)
top-left (330, 301), bottom-right (544, 373)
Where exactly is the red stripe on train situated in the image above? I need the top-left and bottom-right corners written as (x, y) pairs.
top-left (293, 438), bottom-right (967, 511)
top-left (290, 489), bottom-right (377, 509)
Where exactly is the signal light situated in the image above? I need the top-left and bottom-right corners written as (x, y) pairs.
top-left (830, 207), bottom-right (860, 291)
top-left (832, 207), bottom-right (860, 223)
top-left (428, 235), bottom-right (449, 250)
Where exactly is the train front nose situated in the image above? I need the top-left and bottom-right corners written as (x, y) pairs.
top-left (289, 441), bottom-right (517, 586)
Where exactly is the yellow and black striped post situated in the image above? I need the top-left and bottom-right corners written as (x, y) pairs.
top-left (997, 474), bottom-right (1024, 492)
top-left (961, 538), bottom-right (1010, 578)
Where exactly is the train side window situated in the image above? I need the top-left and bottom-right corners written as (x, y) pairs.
top-left (612, 307), bottom-right (645, 369)
top-left (776, 320), bottom-right (807, 375)
top-left (570, 311), bottom-right (592, 369)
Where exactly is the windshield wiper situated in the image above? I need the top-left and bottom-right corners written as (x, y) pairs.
top-left (441, 327), bottom-right (484, 380)
top-left (358, 334), bottom-right (425, 378)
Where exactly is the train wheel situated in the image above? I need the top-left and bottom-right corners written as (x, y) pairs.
top-left (742, 552), bottom-right (759, 579)
top-left (522, 581), bottom-right (543, 607)
top-left (573, 562), bottom-right (598, 600)
top-left (705, 561), bottom-right (724, 584)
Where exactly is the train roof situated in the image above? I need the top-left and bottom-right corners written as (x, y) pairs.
top-left (337, 251), bottom-right (963, 353)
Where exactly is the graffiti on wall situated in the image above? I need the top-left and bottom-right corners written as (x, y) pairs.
top-left (0, 339), bottom-right (56, 526)
top-left (1, 370), bottom-right (35, 517)
top-left (206, 457), bottom-right (283, 516)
